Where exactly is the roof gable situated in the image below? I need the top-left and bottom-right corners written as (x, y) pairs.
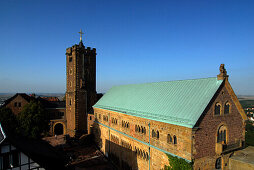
top-left (2, 93), bottom-right (32, 107)
top-left (94, 77), bottom-right (223, 128)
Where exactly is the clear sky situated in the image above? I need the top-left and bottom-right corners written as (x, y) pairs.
top-left (0, 0), bottom-right (253, 95)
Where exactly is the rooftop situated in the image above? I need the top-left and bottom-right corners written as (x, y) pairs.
top-left (94, 77), bottom-right (223, 128)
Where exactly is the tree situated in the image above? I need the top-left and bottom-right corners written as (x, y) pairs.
top-left (163, 154), bottom-right (193, 170)
top-left (246, 120), bottom-right (254, 146)
top-left (18, 101), bottom-right (49, 139)
top-left (0, 107), bottom-right (18, 133)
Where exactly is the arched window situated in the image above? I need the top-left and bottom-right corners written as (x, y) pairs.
top-left (224, 102), bottom-right (230, 114)
top-left (215, 157), bottom-right (221, 169)
top-left (152, 130), bottom-right (156, 138)
top-left (157, 131), bottom-right (159, 139)
top-left (217, 125), bottom-right (227, 143)
top-left (173, 135), bottom-right (177, 144)
top-left (143, 127), bottom-right (146, 134)
top-left (167, 134), bottom-right (172, 143)
top-left (215, 103), bottom-right (221, 115)
top-left (138, 126), bottom-right (141, 132)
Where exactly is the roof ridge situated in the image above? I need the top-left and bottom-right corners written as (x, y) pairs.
top-left (111, 77), bottom-right (219, 88)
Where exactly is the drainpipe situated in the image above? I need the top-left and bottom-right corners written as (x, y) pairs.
top-left (108, 112), bottom-right (110, 157)
top-left (148, 122), bottom-right (151, 170)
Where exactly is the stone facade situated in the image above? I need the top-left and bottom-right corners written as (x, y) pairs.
top-left (66, 41), bottom-right (97, 137)
top-left (92, 107), bottom-right (193, 170)
top-left (91, 78), bottom-right (246, 170)
top-left (3, 93), bottom-right (67, 136)
top-left (193, 81), bottom-right (245, 170)
top-left (5, 94), bottom-right (30, 115)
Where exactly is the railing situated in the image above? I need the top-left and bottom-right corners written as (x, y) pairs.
top-left (222, 140), bottom-right (242, 153)
top-left (215, 140), bottom-right (242, 154)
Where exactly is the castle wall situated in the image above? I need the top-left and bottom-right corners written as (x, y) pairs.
top-left (92, 107), bottom-right (192, 170)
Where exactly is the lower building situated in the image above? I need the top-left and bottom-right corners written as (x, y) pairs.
top-left (0, 123), bottom-right (66, 170)
top-left (2, 93), bottom-right (67, 136)
top-left (90, 64), bottom-right (247, 170)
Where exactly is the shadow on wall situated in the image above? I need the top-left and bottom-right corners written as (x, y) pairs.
top-left (91, 119), bottom-right (139, 170)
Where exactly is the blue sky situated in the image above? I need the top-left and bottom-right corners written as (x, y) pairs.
top-left (0, 0), bottom-right (253, 95)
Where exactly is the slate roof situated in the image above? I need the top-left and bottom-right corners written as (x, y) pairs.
top-left (94, 77), bottom-right (223, 128)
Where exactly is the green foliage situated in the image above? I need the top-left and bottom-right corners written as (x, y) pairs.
top-left (163, 154), bottom-right (193, 170)
top-left (246, 120), bottom-right (254, 146)
top-left (0, 107), bottom-right (18, 133)
top-left (18, 101), bottom-right (49, 139)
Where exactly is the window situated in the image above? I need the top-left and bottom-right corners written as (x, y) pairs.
top-left (90, 116), bottom-right (92, 120)
top-left (11, 151), bottom-right (19, 167)
top-left (215, 157), bottom-right (221, 169)
top-left (103, 115), bottom-right (108, 122)
top-left (69, 99), bottom-right (72, 106)
top-left (152, 130), bottom-right (156, 138)
top-left (3, 153), bottom-right (10, 169)
top-left (14, 102), bottom-right (17, 107)
top-left (18, 102), bottom-right (21, 107)
top-left (215, 103), bottom-right (221, 115)
top-left (167, 134), bottom-right (172, 143)
top-left (156, 131), bottom-right (159, 139)
top-left (99, 114), bottom-right (101, 120)
top-left (224, 102), bottom-right (230, 114)
top-left (173, 135), bottom-right (177, 144)
top-left (112, 118), bottom-right (118, 125)
top-left (217, 125), bottom-right (227, 143)
top-left (69, 56), bottom-right (72, 62)
top-left (122, 121), bottom-right (130, 129)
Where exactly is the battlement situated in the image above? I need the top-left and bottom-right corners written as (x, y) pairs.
top-left (66, 45), bottom-right (96, 55)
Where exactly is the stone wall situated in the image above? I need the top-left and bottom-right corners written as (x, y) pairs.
top-left (92, 107), bottom-right (193, 170)
top-left (5, 95), bottom-right (29, 115)
top-left (193, 82), bottom-right (245, 170)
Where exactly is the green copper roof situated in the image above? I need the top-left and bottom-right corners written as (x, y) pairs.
top-left (94, 77), bottom-right (223, 128)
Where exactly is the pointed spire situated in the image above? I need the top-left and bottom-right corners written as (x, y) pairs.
top-left (217, 64), bottom-right (229, 80)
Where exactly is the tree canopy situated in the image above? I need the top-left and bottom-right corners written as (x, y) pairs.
top-left (0, 107), bottom-right (18, 133)
top-left (246, 120), bottom-right (254, 146)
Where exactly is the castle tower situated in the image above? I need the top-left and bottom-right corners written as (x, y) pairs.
top-left (66, 30), bottom-right (97, 137)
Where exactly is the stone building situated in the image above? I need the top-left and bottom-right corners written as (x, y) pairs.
top-left (2, 93), bottom-right (66, 136)
top-left (65, 34), bottom-right (98, 137)
top-left (91, 64), bottom-right (247, 170)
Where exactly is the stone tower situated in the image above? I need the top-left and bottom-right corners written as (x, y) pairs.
top-left (65, 33), bottom-right (97, 137)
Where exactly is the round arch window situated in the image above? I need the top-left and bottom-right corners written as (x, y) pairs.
top-left (215, 157), bottom-right (221, 169)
